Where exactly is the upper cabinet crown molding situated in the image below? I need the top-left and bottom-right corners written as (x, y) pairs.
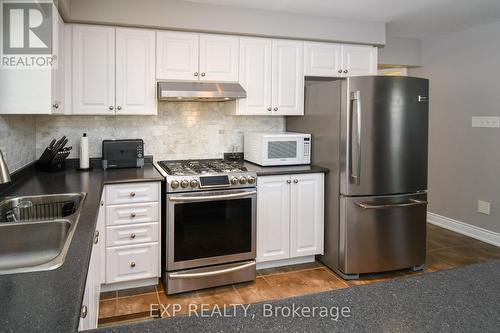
top-left (156, 31), bottom-right (239, 82)
top-left (304, 42), bottom-right (377, 77)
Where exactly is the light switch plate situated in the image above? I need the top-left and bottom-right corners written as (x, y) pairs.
top-left (471, 116), bottom-right (499, 128)
top-left (477, 200), bottom-right (491, 215)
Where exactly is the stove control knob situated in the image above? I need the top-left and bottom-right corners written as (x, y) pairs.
top-left (247, 176), bottom-right (256, 184)
top-left (239, 176), bottom-right (248, 184)
top-left (171, 180), bottom-right (180, 189)
top-left (230, 177), bottom-right (238, 185)
top-left (190, 179), bottom-right (199, 188)
top-left (180, 179), bottom-right (189, 188)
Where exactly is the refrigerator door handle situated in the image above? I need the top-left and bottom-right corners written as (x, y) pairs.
top-left (350, 91), bottom-right (362, 185)
top-left (355, 199), bottom-right (428, 210)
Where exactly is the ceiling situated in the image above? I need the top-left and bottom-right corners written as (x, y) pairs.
top-left (184, 0), bottom-right (500, 38)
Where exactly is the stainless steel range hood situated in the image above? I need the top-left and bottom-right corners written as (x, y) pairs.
top-left (157, 81), bottom-right (246, 102)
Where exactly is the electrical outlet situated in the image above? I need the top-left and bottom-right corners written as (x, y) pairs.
top-left (477, 200), bottom-right (491, 215)
top-left (471, 117), bottom-right (499, 128)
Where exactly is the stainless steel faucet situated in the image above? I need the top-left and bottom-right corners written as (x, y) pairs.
top-left (0, 149), bottom-right (11, 184)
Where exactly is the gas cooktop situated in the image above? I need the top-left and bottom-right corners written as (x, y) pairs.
top-left (156, 159), bottom-right (256, 192)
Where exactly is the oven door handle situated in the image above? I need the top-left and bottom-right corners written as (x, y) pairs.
top-left (169, 190), bottom-right (256, 202)
top-left (169, 261), bottom-right (256, 279)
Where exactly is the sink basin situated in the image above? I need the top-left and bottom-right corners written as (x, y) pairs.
top-left (0, 193), bottom-right (86, 275)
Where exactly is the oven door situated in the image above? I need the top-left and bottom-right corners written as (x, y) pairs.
top-left (167, 188), bottom-right (256, 271)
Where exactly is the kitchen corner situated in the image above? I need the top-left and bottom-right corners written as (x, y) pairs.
top-left (0, 160), bottom-right (164, 333)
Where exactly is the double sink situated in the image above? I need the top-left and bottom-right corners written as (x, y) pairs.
top-left (0, 193), bottom-right (86, 275)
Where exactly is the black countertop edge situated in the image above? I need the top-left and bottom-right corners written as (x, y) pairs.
top-left (242, 161), bottom-right (329, 176)
top-left (0, 162), bottom-right (164, 333)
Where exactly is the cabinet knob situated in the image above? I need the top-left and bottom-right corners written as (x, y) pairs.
top-left (338, 69), bottom-right (343, 73)
top-left (293, 179), bottom-right (299, 184)
top-left (130, 233), bottom-right (136, 239)
top-left (130, 192), bottom-right (136, 197)
top-left (130, 261), bottom-right (136, 268)
top-left (100, 200), bottom-right (104, 206)
top-left (286, 179), bottom-right (291, 184)
top-left (130, 212), bottom-right (136, 218)
top-left (201, 72), bottom-right (206, 77)
top-left (267, 107), bottom-right (272, 111)
top-left (109, 106), bottom-right (114, 111)
top-left (273, 107), bottom-right (278, 111)
top-left (52, 103), bottom-right (59, 109)
top-left (194, 72), bottom-right (199, 77)
top-left (81, 305), bottom-right (88, 319)
top-left (343, 69), bottom-right (348, 73)
top-left (117, 106), bottom-right (122, 111)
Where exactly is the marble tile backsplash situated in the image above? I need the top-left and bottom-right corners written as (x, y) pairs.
top-left (35, 102), bottom-right (285, 161)
top-left (0, 115), bottom-right (36, 172)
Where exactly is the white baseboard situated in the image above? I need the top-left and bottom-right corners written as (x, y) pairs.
top-left (427, 212), bottom-right (500, 247)
top-left (256, 255), bottom-right (315, 270)
top-left (101, 277), bottom-right (159, 292)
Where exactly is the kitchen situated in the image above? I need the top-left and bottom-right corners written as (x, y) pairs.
top-left (1, 0), bottom-right (500, 332)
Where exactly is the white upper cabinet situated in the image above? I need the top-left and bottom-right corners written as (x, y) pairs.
top-left (238, 38), bottom-right (272, 115)
top-left (238, 38), bottom-right (303, 116)
top-left (72, 25), bottom-right (116, 115)
top-left (73, 25), bottom-right (156, 115)
top-left (304, 42), bottom-right (342, 77)
top-left (156, 32), bottom-right (239, 82)
top-left (156, 31), bottom-right (199, 80)
top-left (342, 44), bottom-right (377, 76)
top-left (115, 28), bottom-right (156, 115)
top-left (304, 42), bottom-right (377, 77)
top-left (199, 34), bottom-right (239, 82)
top-left (51, 11), bottom-right (66, 114)
top-left (272, 40), bottom-right (304, 116)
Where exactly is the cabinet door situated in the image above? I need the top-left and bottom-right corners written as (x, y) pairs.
top-left (78, 227), bottom-right (100, 331)
top-left (72, 25), bottom-right (115, 115)
top-left (290, 173), bottom-right (324, 258)
top-left (272, 40), bottom-right (304, 115)
top-left (304, 42), bottom-right (342, 77)
top-left (199, 34), bottom-right (239, 82)
top-left (257, 175), bottom-right (290, 262)
top-left (342, 45), bottom-right (377, 77)
top-left (115, 28), bottom-right (156, 115)
top-left (51, 9), bottom-right (65, 114)
top-left (156, 31), bottom-right (199, 80)
top-left (237, 37), bottom-right (272, 115)
top-left (106, 243), bottom-right (159, 283)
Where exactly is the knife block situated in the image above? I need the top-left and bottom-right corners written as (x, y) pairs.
top-left (35, 145), bottom-right (71, 173)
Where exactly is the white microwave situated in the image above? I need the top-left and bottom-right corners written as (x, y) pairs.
top-left (244, 132), bottom-right (311, 166)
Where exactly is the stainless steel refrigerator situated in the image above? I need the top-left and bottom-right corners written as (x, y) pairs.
top-left (287, 76), bottom-right (429, 279)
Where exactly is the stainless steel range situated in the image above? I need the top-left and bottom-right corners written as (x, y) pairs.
top-left (155, 159), bottom-right (257, 294)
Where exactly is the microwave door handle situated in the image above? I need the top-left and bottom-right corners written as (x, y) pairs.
top-left (169, 191), bottom-right (257, 202)
top-left (349, 91), bottom-right (362, 185)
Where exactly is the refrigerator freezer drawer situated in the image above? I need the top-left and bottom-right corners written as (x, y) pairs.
top-left (340, 193), bottom-right (427, 274)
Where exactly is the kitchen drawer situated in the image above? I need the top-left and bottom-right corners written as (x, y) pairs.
top-left (105, 202), bottom-right (159, 226)
top-left (106, 222), bottom-right (159, 247)
top-left (106, 182), bottom-right (159, 205)
top-left (106, 243), bottom-right (159, 283)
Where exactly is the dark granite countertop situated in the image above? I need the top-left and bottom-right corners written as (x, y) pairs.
top-left (93, 260), bottom-right (500, 332)
top-left (243, 161), bottom-right (329, 176)
top-left (0, 162), bottom-right (163, 333)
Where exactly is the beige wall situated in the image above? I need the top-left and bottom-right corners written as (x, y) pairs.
top-left (66, 0), bottom-right (385, 45)
top-left (410, 21), bottom-right (500, 233)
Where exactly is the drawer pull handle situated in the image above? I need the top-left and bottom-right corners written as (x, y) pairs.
top-left (130, 212), bottom-right (136, 218)
top-left (130, 261), bottom-right (136, 268)
top-left (130, 192), bottom-right (136, 197)
top-left (130, 233), bottom-right (136, 239)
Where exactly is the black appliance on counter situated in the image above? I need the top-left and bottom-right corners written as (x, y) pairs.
top-left (102, 139), bottom-right (144, 169)
top-left (36, 136), bottom-right (72, 172)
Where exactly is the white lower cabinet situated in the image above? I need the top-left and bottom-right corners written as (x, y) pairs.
top-left (101, 181), bottom-right (161, 289)
top-left (79, 193), bottom-right (104, 331)
top-left (257, 173), bottom-right (324, 263)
